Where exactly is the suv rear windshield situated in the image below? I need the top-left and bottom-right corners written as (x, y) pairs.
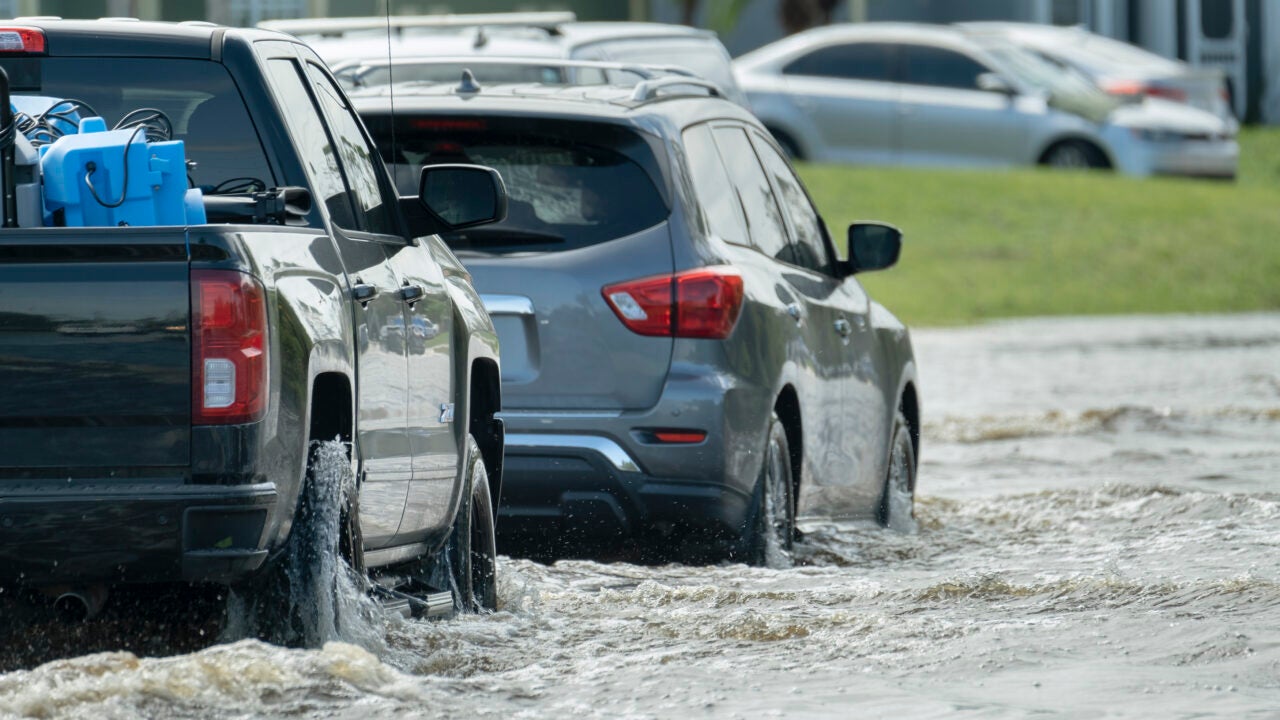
top-left (363, 114), bottom-right (670, 254)
top-left (0, 57), bottom-right (274, 193)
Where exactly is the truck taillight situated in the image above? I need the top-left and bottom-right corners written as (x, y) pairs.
top-left (191, 270), bottom-right (267, 425)
top-left (603, 266), bottom-right (744, 339)
top-left (0, 27), bottom-right (46, 54)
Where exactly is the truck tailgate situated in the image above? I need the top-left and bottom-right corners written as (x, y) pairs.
top-left (0, 233), bottom-right (190, 473)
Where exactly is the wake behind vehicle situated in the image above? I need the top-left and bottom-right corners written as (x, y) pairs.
top-left (735, 23), bottom-right (1237, 178)
top-left (354, 68), bottom-right (920, 563)
top-left (0, 19), bottom-right (505, 640)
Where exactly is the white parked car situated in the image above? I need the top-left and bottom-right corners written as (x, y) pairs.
top-left (260, 12), bottom-right (750, 108)
top-left (734, 23), bottom-right (1238, 179)
top-left (960, 22), bottom-right (1237, 129)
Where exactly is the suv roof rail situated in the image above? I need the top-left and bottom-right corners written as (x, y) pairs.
top-left (629, 76), bottom-right (722, 103)
top-left (258, 11), bottom-right (577, 38)
top-left (345, 55), bottom-right (699, 79)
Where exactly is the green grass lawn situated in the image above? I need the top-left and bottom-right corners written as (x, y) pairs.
top-left (798, 127), bottom-right (1280, 326)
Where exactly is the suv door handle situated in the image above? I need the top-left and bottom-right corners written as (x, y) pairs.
top-left (834, 317), bottom-right (852, 337)
top-left (399, 284), bottom-right (425, 305)
top-left (352, 282), bottom-right (378, 304)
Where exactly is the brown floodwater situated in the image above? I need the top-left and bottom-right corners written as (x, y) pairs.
top-left (2, 313), bottom-right (1278, 719)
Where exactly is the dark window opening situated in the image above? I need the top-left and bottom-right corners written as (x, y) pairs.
top-left (783, 42), bottom-right (894, 82)
top-left (363, 114), bottom-right (669, 254)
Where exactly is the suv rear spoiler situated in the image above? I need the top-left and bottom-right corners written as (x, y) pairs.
top-left (259, 12), bottom-right (577, 38)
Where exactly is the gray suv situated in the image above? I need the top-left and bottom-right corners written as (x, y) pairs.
top-left (355, 74), bottom-right (919, 563)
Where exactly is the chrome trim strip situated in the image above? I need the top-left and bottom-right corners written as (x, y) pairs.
top-left (365, 542), bottom-right (432, 568)
top-left (504, 433), bottom-right (642, 473)
top-left (497, 409), bottom-right (623, 419)
top-left (481, 294), bottom-right (535, 316)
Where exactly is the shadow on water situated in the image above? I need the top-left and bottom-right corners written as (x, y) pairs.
top-left (0, 443), bottom-right (380, 673)
top-left (0, 584), bottom-right (225, 673)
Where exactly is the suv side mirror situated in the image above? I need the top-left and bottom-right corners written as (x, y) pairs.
top-left (843, 222), bottom-right (902, 275)
top-left (977, 72), bottom-right (1017, 96)
top-left (413, 164), bottom-right (508, 234)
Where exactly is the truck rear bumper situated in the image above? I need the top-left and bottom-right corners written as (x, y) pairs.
top-left (0, 481), bottom-right (277, 586)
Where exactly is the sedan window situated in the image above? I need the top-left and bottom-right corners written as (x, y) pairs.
top-left (899, 44), bottom-right (989, 90)
top-left (782, 42), bottom-right (894, 82)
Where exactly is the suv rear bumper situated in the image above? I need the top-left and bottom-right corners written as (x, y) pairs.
top-left (495, 364), bottom-right (774, 549)
top-left (498, 436), bottom-right (752, 541)
top-left (0, 481), bottom-right (277, 586)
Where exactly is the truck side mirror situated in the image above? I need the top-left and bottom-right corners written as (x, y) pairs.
top-left (418, 164), bottom-right (508, 231)
top-left (843, 222), bottom-right (902, 275)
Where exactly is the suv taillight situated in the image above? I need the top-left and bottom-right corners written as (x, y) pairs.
top-left (191, 269), bottom-right (267, 425)
top-left (603, 266), bottom-right (744, 339)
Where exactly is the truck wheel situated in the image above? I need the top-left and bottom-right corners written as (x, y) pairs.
top-left (877, 412), bottom-right (917, 532)
top-left (446, 436), bottom-right (498, 612)
top-left (743, 412), bottom-right (795, 567)
top-left (229, 440), bottom-right (359, 646)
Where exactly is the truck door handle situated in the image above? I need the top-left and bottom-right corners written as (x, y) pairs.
top-left (352, 282), bottom-right (378, 304)
top-left (399, 284), bottom-right (425, 305)
top-left (834, 317), bottom-right (852, 337)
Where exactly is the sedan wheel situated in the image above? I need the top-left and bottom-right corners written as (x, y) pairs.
top-left (1045, 140), bottom-right (1106, 170)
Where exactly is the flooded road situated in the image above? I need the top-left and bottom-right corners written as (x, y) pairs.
top-left (2, 313), bottom-right (1278, 719)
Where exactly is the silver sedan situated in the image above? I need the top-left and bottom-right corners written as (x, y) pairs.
top-left (734, 23), bottom-right (1238, 179)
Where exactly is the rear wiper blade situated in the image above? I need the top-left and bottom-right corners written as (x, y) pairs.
top-left (446, 228), bottom-right (565, 244)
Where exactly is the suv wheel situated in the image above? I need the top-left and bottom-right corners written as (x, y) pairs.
top-left (745, 412), bottom-right (795, 566)
top-left (877, 412), bottom-right (917, 532)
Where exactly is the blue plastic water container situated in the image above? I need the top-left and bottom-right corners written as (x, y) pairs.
top-left (40, 117), bottom-right (206, 227)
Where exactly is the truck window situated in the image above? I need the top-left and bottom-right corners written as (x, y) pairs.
top-left (264, 58), bottom-right (358, 229)
top-left (303, 62), bottom-right (397, 236)
top-left (0, 57), bottom-right (273, 193)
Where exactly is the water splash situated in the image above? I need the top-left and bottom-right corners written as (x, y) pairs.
top-left (222, 440), bottom-right (386, 653)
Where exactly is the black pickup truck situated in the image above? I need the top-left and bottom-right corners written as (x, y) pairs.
top-left (0, 19), bottom-right (506, 637)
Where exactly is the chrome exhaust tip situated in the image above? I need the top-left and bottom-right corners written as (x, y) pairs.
top-left (52, 585), bottom-right (108, 622)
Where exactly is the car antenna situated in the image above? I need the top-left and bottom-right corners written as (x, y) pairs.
top-left (457, 69), bottom-right (482, 94)
top-left (383, 0), bottom-right (397, 190)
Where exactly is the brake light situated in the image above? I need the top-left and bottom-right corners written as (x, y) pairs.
top-left (1100, 79), bottom-right (1187, 103)
top-left (0, 27), bottom-right (45, 54)
top-left (1145, 85), bottom-right (1188, 103)
top-left (603, 266), bottom-right (744, 339)
top-left (411, 118), bottom-right (487, 131)
top-left (191, 270), bottom-right (268, 425)
top-left (1100, 79), bottom-right (1144, 97)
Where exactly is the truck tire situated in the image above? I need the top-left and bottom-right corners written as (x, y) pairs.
top-left (229, 440), bottom-right (359, 647)
top-left (446, 436), bottom-right (498, 612)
